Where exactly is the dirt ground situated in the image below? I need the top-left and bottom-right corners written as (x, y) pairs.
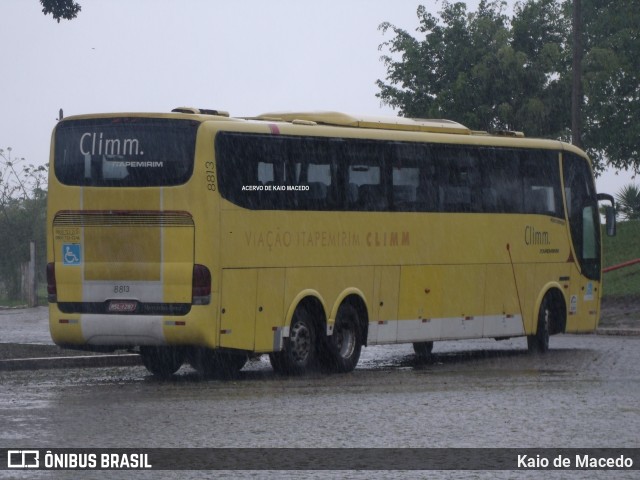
top-left (599, 294), bottom-right (640, 329)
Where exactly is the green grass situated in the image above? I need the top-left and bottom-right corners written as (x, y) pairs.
top-left (0, 285), bottom-right (47, 308)
top-left (602, 221), bottom-right (640, 297)
top-left (0, 297), bottom-right (28, 308)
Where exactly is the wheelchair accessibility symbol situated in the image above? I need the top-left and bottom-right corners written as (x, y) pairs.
top-left (63, 244), bottom-right (81, 265)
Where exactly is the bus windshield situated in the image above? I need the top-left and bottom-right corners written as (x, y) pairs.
top-left (563, 151), bottom-right (601, 280)
top-left (54, 118), bottom-right (198, 187)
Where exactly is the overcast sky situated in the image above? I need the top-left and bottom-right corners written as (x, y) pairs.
top-left (1, 0), bottom-right (631, 194)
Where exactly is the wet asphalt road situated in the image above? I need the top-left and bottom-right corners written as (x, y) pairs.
top-left (1, 334), bottom-right (639, 479)
top-left (0, 307), bottom-right (51, 345)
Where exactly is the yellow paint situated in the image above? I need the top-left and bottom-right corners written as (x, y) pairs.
top-left (220, 269), bottom-right (257, 350)
top-left (84, 227), bottom-right (161, 281)
top-left (49, 315), bottom-right (84, 345)
top-left (255, 269), bottom-right (286, 352)
top-left (47, 111), bottom-right (604, 353)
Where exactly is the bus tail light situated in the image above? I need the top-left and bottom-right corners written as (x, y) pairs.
top-left (46, 262), bottom-right (57, 302)
top-left (192, 264), bottom-right (211, 305)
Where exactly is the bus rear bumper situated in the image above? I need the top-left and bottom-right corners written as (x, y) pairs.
top-left (81, 314), bottom-right (166, 346)
top-left (49, 311), bottom-right (167, 347)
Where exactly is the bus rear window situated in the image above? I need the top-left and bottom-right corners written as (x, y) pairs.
top-left (54, 118), bottom-right (198, 186)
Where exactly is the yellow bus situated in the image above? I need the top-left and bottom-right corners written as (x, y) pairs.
top-left (46, 108), bottom-right (616, 377)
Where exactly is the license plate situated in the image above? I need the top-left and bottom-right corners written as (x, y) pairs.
top-left (108, 300), bottom-right (138, 313)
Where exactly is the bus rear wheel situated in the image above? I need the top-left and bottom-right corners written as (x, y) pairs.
top-left (321, 303), bottom-right (362, 373)
top-left (528, 296), bottom-right (552, 353)
top-left (187, 348), bottom-right (248, 378)
top-left (140, 346), bottom-right (185, 378)
top-left (269, 306), bottom-right (318, 375)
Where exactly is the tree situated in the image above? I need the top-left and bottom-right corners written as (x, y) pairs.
top-left (582, 0), bottom-right (640, 175)
top-left (0, 148), bottom-right (48, 300)
top-left (377, 0), bottom-right (570, 137)
top-left (377, 0), bottom-right (640, 175)
top-left (615, 184), bottom-right (640, 221)
top-left (40, 0), bottom-right (81, 22)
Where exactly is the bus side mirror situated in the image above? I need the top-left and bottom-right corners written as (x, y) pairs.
top-left (605, 206), bottom-right (616, 237)
top-left (597, 193), bottom-right (616, 237)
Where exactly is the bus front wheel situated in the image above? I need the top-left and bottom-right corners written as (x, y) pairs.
top-left (140, 346), bottom-right (185, 378)
top-left (528, 296), bottom-right (551, 353)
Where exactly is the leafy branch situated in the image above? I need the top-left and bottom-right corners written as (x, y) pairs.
top-left (40, 0), bottom-right (81, 22)
top-left (0, 147), bottom-right (47, 202)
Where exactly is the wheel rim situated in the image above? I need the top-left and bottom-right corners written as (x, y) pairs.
top-left (541, 307), bottom-right (550, 347)
top-left (335, 323), bottom-right (356, 359)
top-left (290, 321), bottom-right (312, 364)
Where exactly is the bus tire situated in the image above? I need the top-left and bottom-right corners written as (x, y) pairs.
top-left (140, 346), bottom-right (185, 378)
top-left (322, 303), bottom-right (362, 373)
top-left (528, 295), bottom-right (552, 353)
top-left (413, 341), bottom-right (434, 358)
top-left (188, 348), bottom-right (247, 378)
top-left (269, 304), bottom-right (318, 375)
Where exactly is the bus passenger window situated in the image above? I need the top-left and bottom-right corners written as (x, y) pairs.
top-left (258, 162), bottom-right (275, 184)
top-left (481, 149), bottom-right (522, 213)
top-left (435, 148), bottom-right (478, 213)
top-left (522, 153), bottom-right (562, 216)
top-left (346, 183), bottom-right (359, 207)
top-left (348, 162), bottom-right (385, 211)
top-left (358, 184), bottom-right (388, 210)
top-left (392, 166), bottom-right (418, 210)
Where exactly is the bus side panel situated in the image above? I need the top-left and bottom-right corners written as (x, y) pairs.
top-left (397, 264), bottom-right (485, 342)
top-left (565, 263), bottom-right (600, 333)
top-left (219, 269), bottom-right (257, 351)
top-left (513, 264), bottom-right (536, 335)
top-left (397, 266), bottom-right (443, 342)
top-left (164, 306), bottom-right (218, 348)
top-left (439, 265), bottom-right (485, 339)
top-left (369, 266), bottom-right (400, 343)
top-left (483, 265), bottom-right (526, 337)
top-left (284, 266), bottom-right (375, 326)
top-left (255, 268), bottom-right (286, 353)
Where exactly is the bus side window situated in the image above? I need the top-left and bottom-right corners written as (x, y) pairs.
top-left (346, 140), bottom-right (386, 211)
top-left (257, 161), bottom-right (275, 184)
top-left (346, 183), bottom-right (359, 207)
top-left (302, 159), bottom-right (329, 209)
top-left (415, 161), bottom-right (438, 212)
top-left (286, 138), bottom-right (334, 210)
top-left (440, 185), bottom-right (471, 212)
top-left (525, 187), bottom-right (554, 214)
top-left (482, 149), bottom-right (522, 214)
top-left (358, 184), bottom-right (388, 210)
top-left (298, 181), bottom-right (329, 209)
top-left (481, 187), bottom-right (499, 212)
top-left (416, 182), bottom-right (438, 211)
top-left (392, 177), bottom-right (418, 211)
top-left (522, 152), bottom-right (562, 216)
top-left (435, 147), bottom-right (477, 213)
top-left (391, 160), bottom-right (419, 211)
